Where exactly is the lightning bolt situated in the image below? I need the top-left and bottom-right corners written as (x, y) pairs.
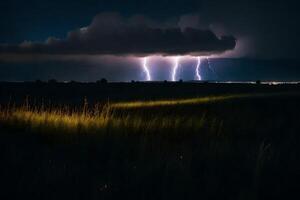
top-left (142, 57), bottom-right (151, 81)
top-left (195, 56), bottom-right (201, 80)
top-left (171, 56), bottom-right (180, 81)
top-left (206, 57), bottom-right (218, 79)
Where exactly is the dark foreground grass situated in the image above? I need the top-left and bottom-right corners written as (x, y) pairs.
top-left (0, 93), bottom-right (300, 200)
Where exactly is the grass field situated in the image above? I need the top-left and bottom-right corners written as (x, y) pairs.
top-left (0, 94), bottom-right (254, 134)
top-left (0, 87), bottom-right (300, 199)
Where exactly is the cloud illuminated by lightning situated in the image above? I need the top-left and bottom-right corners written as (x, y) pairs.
top-left (171, 56), bottom-right (180, 81)
top-left (142, 57), bottom-right (151, 81)
top-left (195, 56), bottom-right (201, 80)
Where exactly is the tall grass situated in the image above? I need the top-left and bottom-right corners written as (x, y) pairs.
top-left (0, 96), bottom-right (212, 135)
top-left (0, 92), bottom-right (296, 135)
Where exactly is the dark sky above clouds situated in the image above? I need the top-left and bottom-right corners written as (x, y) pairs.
top-left (0, 0), bottom-right (300, 81)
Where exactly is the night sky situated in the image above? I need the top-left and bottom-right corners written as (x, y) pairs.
top-left (0, 0), bottom-right (300, 81)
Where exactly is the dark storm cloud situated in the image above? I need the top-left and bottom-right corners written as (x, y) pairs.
top-left (197, 0), bottom-right (300, 59)
top-left (0, 13), bottom-right (236, 56)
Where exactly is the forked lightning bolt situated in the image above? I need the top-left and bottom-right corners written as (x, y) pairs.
top-left (207, 57), bottom-right (218, 79)
top-left (171, 57), bottom-right (180, 81)
top-left (195, 56), bottom-right (201, 80)
top-left (142, 57), bottom-right (151, 81)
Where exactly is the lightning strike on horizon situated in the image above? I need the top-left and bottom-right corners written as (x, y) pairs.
top-left (195, 56), bottom-right (201, 80)
top-left (171, 56), bottom-right (180, 81)
top-left (142, 57), bottom-right (151, 81)
top-left (207, 57), bottom-right (218, 79)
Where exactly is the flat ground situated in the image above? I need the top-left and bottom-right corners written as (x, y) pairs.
top-left (0, 82), bottom-right (299, 200)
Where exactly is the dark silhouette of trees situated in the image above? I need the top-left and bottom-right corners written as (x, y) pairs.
top-left (48, 79), bottom-right (57, 84)
top-left (35, 79), bottom-right (43, 84)
top-left (97, 78), bottom-right (108, 84)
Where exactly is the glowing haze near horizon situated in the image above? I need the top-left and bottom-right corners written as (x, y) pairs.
top-left (1, 55), bottom-right (300, 82)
